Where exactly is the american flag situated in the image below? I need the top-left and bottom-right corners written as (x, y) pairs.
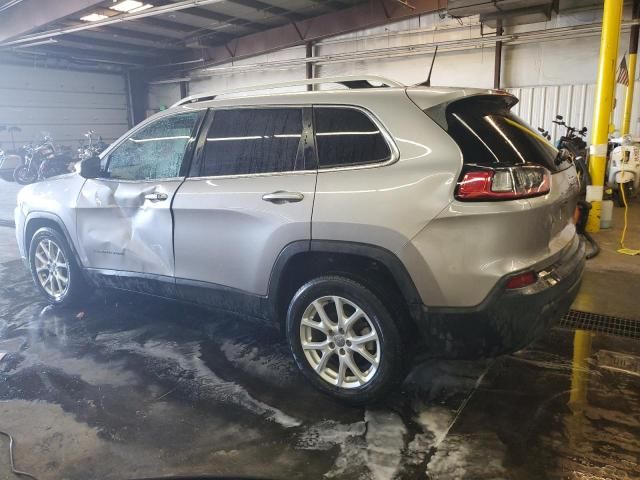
top-left (617, 56), bottom-right (629, 86)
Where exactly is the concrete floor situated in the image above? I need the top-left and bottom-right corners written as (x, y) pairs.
top-left (0, 179), bottom-right (639, 479)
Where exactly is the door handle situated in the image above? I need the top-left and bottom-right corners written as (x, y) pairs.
top-left (144, 192), bottom-right (168, 202)
top-left (262, 191), bottom-right (304, 204)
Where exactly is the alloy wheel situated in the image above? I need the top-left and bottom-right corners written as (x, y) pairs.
top-left (299, 295), bottom-right (381, 389)
top-left (34, 238), bottom-right (70, 299)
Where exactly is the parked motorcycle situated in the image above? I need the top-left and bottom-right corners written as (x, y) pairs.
top-left (13, 134), bottom-right (73, 185)
top-left (0, 145), bottom-right (23, 182)
top-left (77, 130), bottom-right (108, 161)
top-left (552, 115), bottom-right (590, 197)
top-left (607, 135), bottom-right (640, 207)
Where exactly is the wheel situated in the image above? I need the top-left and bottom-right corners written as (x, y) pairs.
top-left (28, 227), bottom-right (84, 305)
top-left (615, 182), bottom-right (634, 207)
top-left (13, 164), bottom-right (36, 185)
top-left (286, 276), bottom-right (404, 404)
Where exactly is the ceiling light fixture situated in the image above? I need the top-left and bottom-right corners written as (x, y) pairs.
top-left (80, 13), bottom-right (109, 22)
top-left (110, 0), bottom-right (151, 12)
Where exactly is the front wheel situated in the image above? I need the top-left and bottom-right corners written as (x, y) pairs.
top-left (29, 227), bottom-right (85, 305)
top-left (13, 164), bottom-right (36, 185)
top-left (286, 276), bottom-right (405, 404)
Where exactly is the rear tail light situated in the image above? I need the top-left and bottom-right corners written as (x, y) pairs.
top-left (455, 165), bottom-right (550, 201)
top-left (505, 271), bottom-right (538, 289)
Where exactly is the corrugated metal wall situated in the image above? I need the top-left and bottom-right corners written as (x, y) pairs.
top-left (0, 64), bottom-right (129, 151)
top-left (507, 82), bottom-right (640, 145)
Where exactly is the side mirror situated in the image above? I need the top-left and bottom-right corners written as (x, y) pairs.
top-left (80, 155), bottom-right (102, 179)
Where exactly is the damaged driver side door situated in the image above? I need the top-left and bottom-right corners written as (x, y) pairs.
top-left (75, 110), bottom-right (202, 280)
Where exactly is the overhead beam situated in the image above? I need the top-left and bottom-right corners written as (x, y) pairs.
top-left (0, 0), bottom-right (105, 43)
top-left (152, 0), bottom-right (442, 72)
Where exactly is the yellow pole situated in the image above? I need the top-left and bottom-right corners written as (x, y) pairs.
top-left (622, 1), bottom-right (640, 135)
top-left (569, 330), bottom-right (592, 408)
top-left (587, 0), bottom-right (624, 233)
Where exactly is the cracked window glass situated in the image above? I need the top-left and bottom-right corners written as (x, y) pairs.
top-left (106, 112), bottom-right (199, 181)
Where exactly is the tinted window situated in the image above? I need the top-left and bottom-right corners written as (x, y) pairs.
top-left (106, 112), bottom-right (199, 181)
top-left (201, 108), bottom-right (304, 176)
top-left (314, 108), bottom-right (391, 168)
top-left (427, 97), bottom-right (563, 171)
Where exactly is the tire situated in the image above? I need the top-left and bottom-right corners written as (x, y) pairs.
top-left (615, 182), bottom-right (634, 207)
top-left (286, 276), bottom-right (405, 404)
top-left (28, 227), bottom-right (85, 306)
top-left (13, 165), bottom-right (36, 185)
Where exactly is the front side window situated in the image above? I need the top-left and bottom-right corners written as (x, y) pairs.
top-left (314, 107), bottom-right (392, 168)
top-left (105, 112), bottom-right (200, 181)
top-left (201, 108), bottom-right (304, 177)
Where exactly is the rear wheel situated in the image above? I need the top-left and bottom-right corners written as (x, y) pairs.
top-left (286, 276), bottom-right (404, 404)
top-left (615, 182), bottom-right (634, 207)
top-left (29, 227), bottom-right (84, 305)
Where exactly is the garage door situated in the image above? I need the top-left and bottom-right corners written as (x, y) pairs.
top-left (0, 64), bottom-right (129, 151)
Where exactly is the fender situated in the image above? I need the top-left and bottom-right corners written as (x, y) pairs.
top-left (266, 239), bottom-right (423, 321)
top-left (24, 211), bottom-right (84, 268)
top-left (615, 171), bottom-right (635, 184)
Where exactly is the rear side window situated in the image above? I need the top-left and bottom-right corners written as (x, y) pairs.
top-left (314, 107), bottom-right (391, 168)
top-left (201, 108), bottom-right (304, 176)
top-left (427, 97), bottom-right (564, 171)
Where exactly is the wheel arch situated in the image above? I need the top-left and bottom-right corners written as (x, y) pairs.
top-left (267, 240), bottom-right (423, 330)
top-left (24, 212), bottom-right (83, 267)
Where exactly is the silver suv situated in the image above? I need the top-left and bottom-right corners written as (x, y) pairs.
top-left (15, 76), bottom-right (585, 403)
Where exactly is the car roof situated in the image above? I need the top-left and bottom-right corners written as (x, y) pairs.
top-left (171, 85), bottom-right (502, 113)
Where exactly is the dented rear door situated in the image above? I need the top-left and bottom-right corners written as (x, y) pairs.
top-left (75, 110), bottom-right (203, 277)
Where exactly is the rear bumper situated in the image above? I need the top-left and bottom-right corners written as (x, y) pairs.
top-left (417, 235), bottom-right (585, 359)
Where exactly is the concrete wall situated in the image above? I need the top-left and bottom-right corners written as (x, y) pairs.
top-left (147, 4), bottom-right (639, 143)
top-left (0, 64), bottom-right (129, 150)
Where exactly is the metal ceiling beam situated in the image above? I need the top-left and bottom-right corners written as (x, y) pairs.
top-left (0, 0), bottom-right (105, 42)
top-left (151, 0), bottom-right (442, 72)
top-left (20, 45), bottom-right (150, 66)
top-left (0, 0), bottom-right (232, 47)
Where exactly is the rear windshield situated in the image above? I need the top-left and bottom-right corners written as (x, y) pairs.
top-left (426, 96), bottom-right (566, 172)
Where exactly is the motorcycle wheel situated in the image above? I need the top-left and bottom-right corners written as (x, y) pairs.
top-left (615, 182), bottom-right (634, 207)
top-left (13, 165), bottom-right (37, 185)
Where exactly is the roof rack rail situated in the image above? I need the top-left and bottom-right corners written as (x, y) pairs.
top-left (171, 75), bottom-right (404, 108)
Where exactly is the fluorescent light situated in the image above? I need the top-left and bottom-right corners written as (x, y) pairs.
top-left (110, 0), bottom-right (143, 12)
top-left (80, 13), bottom-right (109, 22)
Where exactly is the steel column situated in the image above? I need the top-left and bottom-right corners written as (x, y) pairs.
top-left (306, 42), bottom-right (314, 91)
top-left (587, 0), bottom-right (624, 233)
top-left (622, 0), bottom-right (640, 135)
top-left (494, 19), bottom-right (503, 89)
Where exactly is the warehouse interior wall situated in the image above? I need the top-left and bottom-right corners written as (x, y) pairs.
top-left (147, 3), bottom-right (639, 145)
top-left (0, 64), bottom-right (129, 150)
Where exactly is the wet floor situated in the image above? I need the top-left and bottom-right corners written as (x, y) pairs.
top-left (0, 256), bottom-right (639, 480)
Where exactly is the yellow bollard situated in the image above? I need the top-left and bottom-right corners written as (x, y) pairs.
top-left (587, 0), bottom-right (624, 233)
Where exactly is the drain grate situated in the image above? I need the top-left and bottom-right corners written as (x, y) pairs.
top-left (559, 309), bottom-right (640, 339)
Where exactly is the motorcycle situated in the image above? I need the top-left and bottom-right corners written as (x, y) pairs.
top-left (77, 130), bottom-right (108, 161)
top-left (551, 115), bottom-right (590, 197)
top-left (0, 145), bottom-right (22, 182)
top-left (539, 117), bottom-right (599, 259)
top-left (607, 135), bottom-right (640, 207)
top-left (13, 134), bottom-right (73, 185)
